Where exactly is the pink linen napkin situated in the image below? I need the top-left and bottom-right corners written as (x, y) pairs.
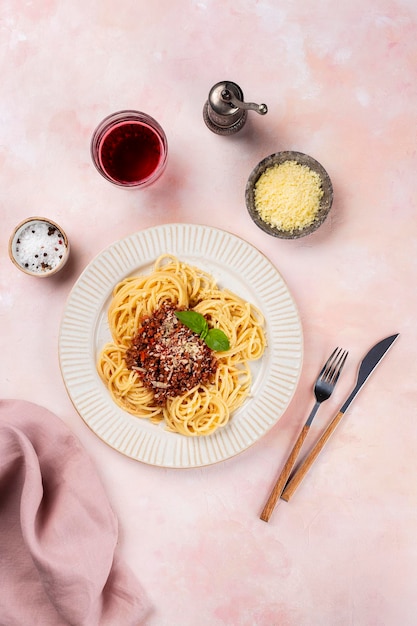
top-left (0, 399), bottom-right (150, 626)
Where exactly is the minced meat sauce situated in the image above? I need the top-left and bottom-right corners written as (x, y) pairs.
top-left (125, 301), bottom-right (218, 405)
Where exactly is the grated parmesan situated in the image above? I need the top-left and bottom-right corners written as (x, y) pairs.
top-left (254, 160), bottom-right (323, 232)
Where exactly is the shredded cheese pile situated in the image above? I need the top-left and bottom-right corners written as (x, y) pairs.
top-left (254, 160), bottom-right (323, 232)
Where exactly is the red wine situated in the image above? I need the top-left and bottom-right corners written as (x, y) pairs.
top-left (99, 121), bottom-right (162, 184)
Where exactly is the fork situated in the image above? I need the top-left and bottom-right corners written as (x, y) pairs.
top-left (260, 347), bottom-right (348, 522)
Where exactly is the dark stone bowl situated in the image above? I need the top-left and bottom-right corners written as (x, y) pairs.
top-left (245, 151), bottom-right (333, 239)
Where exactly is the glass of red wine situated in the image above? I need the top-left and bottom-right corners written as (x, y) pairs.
top-left (90, 110), bottom-right (168, 188)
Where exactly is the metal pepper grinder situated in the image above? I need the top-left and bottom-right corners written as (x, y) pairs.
top-left (203, 81), bottom-right (268, 135)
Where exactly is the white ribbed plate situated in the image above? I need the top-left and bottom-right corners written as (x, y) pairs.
top-left (59, 224), bottom-right (303, 468)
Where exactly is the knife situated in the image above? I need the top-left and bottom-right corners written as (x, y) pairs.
top-left (280, 333), bottom-right (399, 502)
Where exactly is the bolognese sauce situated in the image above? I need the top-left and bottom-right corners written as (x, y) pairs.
top-left (125, 302), bottom-right (218, 405)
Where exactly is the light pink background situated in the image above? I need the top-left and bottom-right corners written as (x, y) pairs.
top-left (1, 1), bottom-right (416, 624)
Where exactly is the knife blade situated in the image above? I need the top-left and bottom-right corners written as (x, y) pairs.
top-left (280, 333), bottom-right (399, 502)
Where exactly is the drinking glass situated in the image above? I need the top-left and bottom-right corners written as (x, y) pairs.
top-left (90, 110), bottom-right (168, 188)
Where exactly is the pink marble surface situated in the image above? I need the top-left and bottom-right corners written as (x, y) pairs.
top-left (1, 1), bottom-right (417, 624)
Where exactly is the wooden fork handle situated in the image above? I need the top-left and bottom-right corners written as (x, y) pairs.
top-left (260, 424), bottom-right (310, 522)
top-left (280, 410), bottom-right (345, 502)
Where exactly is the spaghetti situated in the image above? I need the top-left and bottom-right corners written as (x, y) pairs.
top-left (97, 255), bottom-right (266, 436)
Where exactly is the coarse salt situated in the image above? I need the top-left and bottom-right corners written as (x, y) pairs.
top-left (13, 220), bottom-right (67, 274)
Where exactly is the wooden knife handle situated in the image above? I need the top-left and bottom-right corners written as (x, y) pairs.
top-left (280, 410), bottom-right (345, 502)
top-left (260, 424), bottom-right (310, 522)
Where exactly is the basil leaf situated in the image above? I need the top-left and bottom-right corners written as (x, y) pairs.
top-left (175, 310), bottom-right (207, 334)
top-left (205, 328), bottom-right (230, 352)
top-left (175, 310), bottom-right (230, 352)
top-left (199, 325), bottom-right (209, 341)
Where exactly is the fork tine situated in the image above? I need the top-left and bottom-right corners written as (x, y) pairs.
top-left (319, 347), bottom-right (338, 377)
top-left (321, 347), bottom-right (341, 380)
top-left (321, 347), bottom-right (348, 384)
top-left (330, 350), bottom-right (348, 385)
